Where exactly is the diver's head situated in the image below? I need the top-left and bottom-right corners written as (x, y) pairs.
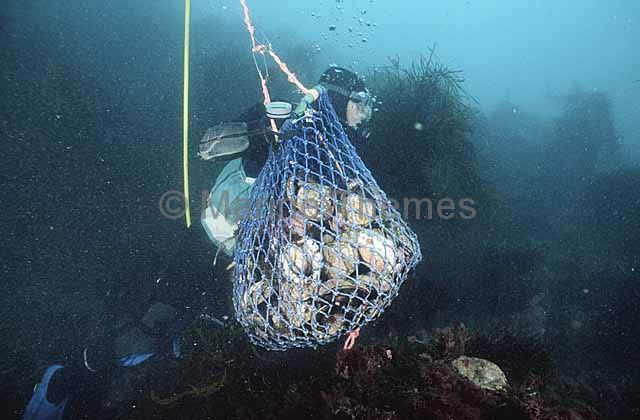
top-left (319, 67), bottom-right (373, 132)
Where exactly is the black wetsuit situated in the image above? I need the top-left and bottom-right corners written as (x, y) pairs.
top-left (235, 102), bottom-right (272, 178)
top-left (236, 100), bottom-right (363, 178)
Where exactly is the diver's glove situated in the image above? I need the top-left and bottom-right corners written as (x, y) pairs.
top-left (291, 85), bottom-right (325, 119)
top-left (278, 117), bottom-right (308, 143)
top-left (280, 118), bottom-right (297, 134)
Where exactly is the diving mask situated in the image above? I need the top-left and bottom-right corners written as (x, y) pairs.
top-left (323, 83), bottom-right (374, 117)
top-left (349, 91), bottom-right (373, 122)
top-left (349, 90), bottom-right (373, 108)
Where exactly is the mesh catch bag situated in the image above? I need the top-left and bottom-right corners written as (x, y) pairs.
top-left (233, 92), bottom-right (422, 350)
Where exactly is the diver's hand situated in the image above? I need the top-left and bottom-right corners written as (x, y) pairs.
top-left (279, 118), bottom-right (297, 134)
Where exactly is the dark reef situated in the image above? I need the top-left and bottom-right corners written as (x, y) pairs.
top-left (84, 323), bottom-right (637, 420)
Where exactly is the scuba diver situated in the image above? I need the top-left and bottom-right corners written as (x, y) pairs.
top-left (200, 66), bottom-right (373, 256)
top-left (198, 66), bottom-right (373, 175)
top-left (21, 67), bottom-right (372, 420)
top-left (22, 302), bottom-right (194, 420)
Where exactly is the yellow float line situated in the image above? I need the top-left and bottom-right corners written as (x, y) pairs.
top-left (182, 0), bottom-right (192, 228)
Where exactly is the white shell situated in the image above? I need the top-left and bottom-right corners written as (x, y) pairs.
top-left (357, 229), bottom-right (397, 275)
top-left (247, 280), bottom-right (270, 306)
top-left (343, 193), bottom-right (375, 226)
top-left (323, 238), bottom-right (357, 279)
top-left (289, 211), bottom-right (307, 236)
top-left (358, 273), bottom-right (393, 294)
top-left (294, 183), bottom-right (333, 221)
top-left (280, 243), bottom-right (308, 279)
top-left (279, 280), bottom-right (316, 328)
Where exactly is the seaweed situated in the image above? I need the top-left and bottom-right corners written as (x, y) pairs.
top-left (123, 321), bottom-right (615, 420)
top-left (544, 88), bottom-right (621, 180)
top-left (428, 323), bottom-right (467, 361)
top-left (364, 48), bottom-right (492, 218)
top-left (149, 370), bottom-right (226, 406)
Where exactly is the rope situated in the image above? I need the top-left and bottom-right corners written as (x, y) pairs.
top-left (343, 328), bottom-right (361, 351)
top-left (239, 0), bottom-right (311, 104)
top-left (182, 0), bottom-right (192, 228)
top-left (267, 50), bottom-right (310, 94)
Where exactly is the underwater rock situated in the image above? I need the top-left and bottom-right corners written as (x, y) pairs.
top-left (452, 356), bottom-right (508, 392)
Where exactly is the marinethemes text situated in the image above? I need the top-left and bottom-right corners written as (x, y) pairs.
top-left (159, 189), bottom-right (477, 222)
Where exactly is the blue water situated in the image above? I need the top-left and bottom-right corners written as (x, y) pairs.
top-left (2, 1), bottom-right (639, 419)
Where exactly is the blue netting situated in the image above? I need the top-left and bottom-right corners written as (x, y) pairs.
top-left (233, 92), bottom-right (422, 350)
